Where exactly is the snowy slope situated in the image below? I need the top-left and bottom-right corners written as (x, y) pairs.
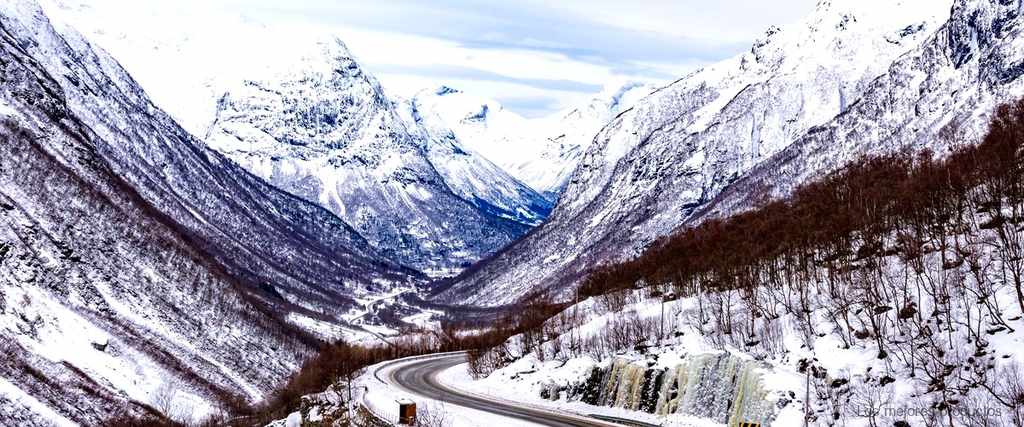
top-left (438, 0), bottom-right (1011, 306)
top-left (412, 83), bottom-right (655, 199)
top-left (295, 204), bottom-right (1024, 426)
top-left (0, 0), bottom-right (421, 424)
top-left (456, 255), bottom-right (1024, 427)
top-left (39, 0), bottom-right (551, 276)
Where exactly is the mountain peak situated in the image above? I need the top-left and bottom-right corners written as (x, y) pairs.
top-left (435, 85), bottom-right (462, 96)
top-left (465, 104), bottom-right (490, 122)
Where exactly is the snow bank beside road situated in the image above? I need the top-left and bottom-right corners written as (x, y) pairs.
top-left (356, 353), bottom-right (539, 427)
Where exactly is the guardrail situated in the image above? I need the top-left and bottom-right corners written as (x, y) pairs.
top-left (356, 404), bottom-right (396, 427)
top-left (359, 384), bottom-right (400, 426)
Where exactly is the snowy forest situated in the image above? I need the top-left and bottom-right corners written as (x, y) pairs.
top-left (466, 100), bottom-right (1024, 426)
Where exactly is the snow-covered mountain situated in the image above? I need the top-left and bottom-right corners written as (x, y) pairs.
top-left (437, 0), bottom-right (1024, 306)
top-left (38, 0), bottom-right (552, 276)
top-left (411, 83), bottom-right (655, 199)
top-left (202, 36), bottom-right (549, 276)
top-left (0, 0), bottom-right (424, 424)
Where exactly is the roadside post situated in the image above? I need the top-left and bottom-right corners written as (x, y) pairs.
top-left (397, 399), bottom-right (417, 425)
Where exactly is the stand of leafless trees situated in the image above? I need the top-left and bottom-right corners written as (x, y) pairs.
top-left (563, 101), bottom-right (1024, 425)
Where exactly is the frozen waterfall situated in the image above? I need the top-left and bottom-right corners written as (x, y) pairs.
top-left (562, 353), bottom-right (777, 426)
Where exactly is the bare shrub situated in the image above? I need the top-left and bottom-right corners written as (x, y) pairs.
top-left (415, 402), bottom-right (452, 427)
top-left (467, 343), bottom-right (513, 380)
top-left (595, 290), bottom-right (630, 314)
top-left (845, 380), bottom-right (893, 427)
top-left (151, 382), bottom-right (178, 420)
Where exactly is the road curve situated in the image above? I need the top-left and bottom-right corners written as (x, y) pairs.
top-left (376, 352), bottom-right (623, 427)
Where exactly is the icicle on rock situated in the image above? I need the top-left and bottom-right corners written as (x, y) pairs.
top-left (566, 353), bottom-right (776, 425)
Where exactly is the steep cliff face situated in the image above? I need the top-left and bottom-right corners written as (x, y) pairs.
top-left (0, 1), bottom-right (414, 424)
top-left (438, 0), bottom-right (1023, 307)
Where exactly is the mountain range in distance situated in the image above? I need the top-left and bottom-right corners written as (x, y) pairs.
top-left (4, 0), bottom-right (1024, 425)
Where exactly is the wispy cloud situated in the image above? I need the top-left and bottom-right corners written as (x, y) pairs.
top-left (493, 96), bottom-right (565, 119)
top-left (124, 0), bottom-right (820, 116)
top-left (374, 64), bottom-right (604, 94)
top-left (230, 0), bottom-right (749, 73)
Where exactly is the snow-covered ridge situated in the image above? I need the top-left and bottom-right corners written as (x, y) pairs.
top-left (396, 96), bottom-right (554, 227)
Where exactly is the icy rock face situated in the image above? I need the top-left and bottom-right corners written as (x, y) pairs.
top-left (438, 0), bottom-right (1024, 306)
top-left (0, 0), bottom-right (413, 424)
top-left (566, 355), bottom-right (775, 425)
top-left (411, 82), bottom-right (655, 199)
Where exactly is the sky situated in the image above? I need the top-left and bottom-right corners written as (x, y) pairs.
top-left (226, 0), bottom-right (819, 117)
top-left (84, 0), bottom-right (818, 118)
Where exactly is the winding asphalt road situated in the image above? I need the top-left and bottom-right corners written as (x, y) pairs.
top-left (376, 352), bottom-right (627, 427)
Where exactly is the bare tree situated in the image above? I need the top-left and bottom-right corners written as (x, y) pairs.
top-left (415, 402), bottom-right (452, 427)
